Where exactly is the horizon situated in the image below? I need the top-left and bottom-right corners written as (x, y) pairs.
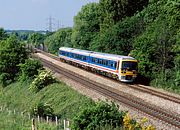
top-left (0, 0), bottom-right (99, 31)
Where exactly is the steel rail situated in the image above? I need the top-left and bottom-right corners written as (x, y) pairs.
top-left (34, 55), bottom-right (180, 129)
top-left (36, 49), bottom-right (180, 105)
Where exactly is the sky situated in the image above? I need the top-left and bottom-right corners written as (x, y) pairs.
top-left (0, 0), bottom-right (99, 31)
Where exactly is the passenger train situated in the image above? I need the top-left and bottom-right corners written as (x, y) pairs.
top-left (59, 47), bottom-right (138, 82)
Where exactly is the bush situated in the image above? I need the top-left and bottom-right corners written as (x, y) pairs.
top-left (0, 73), bottom-right (12, 87)
top-left (29, 70), bottom-right (56, 92)
top-left (18, 58), bottom-right (43, 81)
top-left (0, 35), bottom-right (28, 87)
top-left (71, 101), bottom-right (126, 130)
top-left (30, 102), bottom-right (54, 119)
top-left (123, 113), bottom-right (155, 130)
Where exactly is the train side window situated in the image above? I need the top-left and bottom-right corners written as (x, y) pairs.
top-left (114, 62), bottom-right (117, 68)
top-left (102, 60), bottom-right (105, 65)
top-left (108, 61), bottom-right (111, 67)
top-left (99, 59), bottom-right (102, 64)
top-left (72, 53), bottom-right (74, 58)
top-left (83, 56), bottom-right (86, 61)
top-left (111, 62), bottom-right (113, 68)
top-left (98, 58), bottom-right (100, 64)
top-left (69, 53), bottom-right (72, 57)
top-left (91, 57), bottom-right (94, 62)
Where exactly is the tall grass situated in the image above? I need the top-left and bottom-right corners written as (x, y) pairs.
top-left (0, 81), bottom-right (94, 129)
top-left (0, 108), bottom-right (61, 130)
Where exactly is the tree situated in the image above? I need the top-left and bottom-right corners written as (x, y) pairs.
top-left (28, 33), bottom-right (45, 50)
top-left (0, 35), bottom-right (28, 86)
top-left (18, 59), bottom-right (43, 81)
top-left (45, 28), bottom-right (72, 54)
top-left (72, 3), bottom-right (100, 50)
top-left (90, 16), bottom-right (144, 55)
top-left (132, 0), bottom-right (180, 82)
top-left (0, 28), bottom-right (8, 41)
top-left (71, 101), bottom-right (125, 130)
top-left (98, 0), bottom-right (149, 30)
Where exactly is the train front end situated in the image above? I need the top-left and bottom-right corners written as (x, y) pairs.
top-left (119, 59), bottom-right (138, 82)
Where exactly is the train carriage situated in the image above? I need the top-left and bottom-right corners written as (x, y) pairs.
top-left (59, 47), bottom-right (137, 82)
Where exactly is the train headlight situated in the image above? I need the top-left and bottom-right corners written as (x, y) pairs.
top-left (122, 69), bottom-right (126, 73)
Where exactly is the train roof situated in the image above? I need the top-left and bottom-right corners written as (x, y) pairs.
top-left (59, 47), bottom-right (73, 52)
top-left (59, 47), bottom-right (136, 61)
top-left (59, 47), bottom-right (92, 56)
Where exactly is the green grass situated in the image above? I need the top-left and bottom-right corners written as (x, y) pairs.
top-left (0, 81), bottom-right (95, 129)
top-left (0, 109), bottom-right (61, 130)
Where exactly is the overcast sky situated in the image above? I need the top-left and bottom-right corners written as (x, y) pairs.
top-left (0, 0), bottom-right (99, 31)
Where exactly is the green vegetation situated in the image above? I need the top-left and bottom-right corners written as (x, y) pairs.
top-left (0, 110), bottom-right (58, 130)
top-left (71, 101), bottom-right (125, 130)
top-left (0, 81), bottom-right (95, 127)
top-left (29, 70), bottom-right (56, 92)
top-left (45, 27), bottom-right (72, 54)
top-left (0, 34), bottom-right (28, 87)
top-left (0, 0), bottom-right (179, 128)
top-left (44, 0), bottom-right (180, 93)
top-left (18, 58), bottom-right (43, 81)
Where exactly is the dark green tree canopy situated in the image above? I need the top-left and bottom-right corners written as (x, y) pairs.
top-left (28, 33), bottom-right (45, 47)
top-left (0, 35), bottom-right (28, 86)
top-left (0, 28), bottom-right (8, 41)
top-left (72, 3), bottom-right (100, 49)
top-left (99, 0), bottom-right (149, 28)
top-left (45, 27), bottom-right (72, 54)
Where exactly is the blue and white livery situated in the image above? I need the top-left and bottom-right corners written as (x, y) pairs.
top-left (59, 47), bottom-right (138, 82)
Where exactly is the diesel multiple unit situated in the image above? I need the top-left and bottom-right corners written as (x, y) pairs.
top-left (59, 47), bottom-right (138, 82)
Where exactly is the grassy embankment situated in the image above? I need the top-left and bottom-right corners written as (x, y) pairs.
top-left (0, 81), bottom-right (94, 129)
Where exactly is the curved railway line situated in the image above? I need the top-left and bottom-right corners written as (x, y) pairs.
top-left (36, 50), bottom-right (180, 104)
top-left (33, 50), bottom-right (180, 129)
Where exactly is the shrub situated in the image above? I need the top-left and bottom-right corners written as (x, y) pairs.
top-left (18, 58), bottom-right (43, 81)
top-left (30, 102), bottom-right (54, 119)
top-left (29, 70), bottom-right (56, 92)
top-left (0, 35), bottom-right (28, 87)
top-left (71, 101), bottom-right (126, 130)
top-left (123, 113), bottom-right (155, 130)
top-left (0, 73), bottom-right (12, 87)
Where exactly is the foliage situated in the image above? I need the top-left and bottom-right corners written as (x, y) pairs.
top-left (44, 28), bottom-right (72, 54)
top-left (0, 35), bottom-right (28, 87)
top-left (0, 28), bottom-right (8, 40)
top-left (0, 107), bottom-right (59, 129)
top-left (30, 102), bottom-right (54, 118)
top-left (132, 0), bottom-right (180, 83)
top-left (72, 3), bottom-right (100, 50)
top-left (28, 32), bottom-right (46, 49)
top-left (0, 81), bottom-right (95, 121)
top-left (18, 58), bottom-right (43, 81)
top-left (90, 15), bottom-right (145, 55)
top-left (29, 70), bottom-right (56, 92)
top-left (71, 101), bottom-right (126, 130)
top-left (98, 0), bottom-right (149, 30)
top-left (123, 113), bottom-right (155, 130)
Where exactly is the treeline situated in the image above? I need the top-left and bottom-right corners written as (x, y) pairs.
top-left (45, 0), bottom-right (180, 92)
top-left (0, 28), bottom-right (156, 129)
top-left (0, 0), bottom-right (179, 91)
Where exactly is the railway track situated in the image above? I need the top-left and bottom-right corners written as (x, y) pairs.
top-left (129, 84), bottom-right (180, 104)
top-left (33, 53), bottom-right (180, 129)
top-left (36, 49), bottom-right (180, 105)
